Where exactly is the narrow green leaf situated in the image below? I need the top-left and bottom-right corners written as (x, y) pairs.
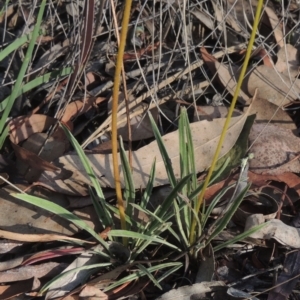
top-left (0, 0), bottom-right (46, 136)
top-left (137, 264), bottom-right (162, 289)
top-left (103, 262), bottom-right (182, 292)
top-left (179, 109), bottom-right (190, 234)
top-left (156, 264), bottom-right (182, 283)
top-left (12, 193), bottom-right (109, 251)
top-left (213, 222), bottom-right (267, 252)
top-left (206, 184), bottom-right (250, 245)
top-left (0, 125), bottom-right (9, 150)
top-left (149, 112), bottom-right (177, 187)
top-left (119, 136), bottom-right (135, 225)
top-left (155, 174), bottom-right (192, 220)
top-left (202, 184), bottom-right (234, 227)
top-left (0, 32), bottom-right (34, 62)
top-left (60, 123), bottom-right (112, 228)
top-left (173, 200), bottom-right (189, 248)
top-left (140, 159), bottom-right (156, 209)
top-left (0, 67), bottom-right (72, 112)
top-left (106, 203), bottom-right (135, 228)
top-left (130, 203), bottom-right (181, 243)
top-left (108, 230), bottom-right (181, 251)
top-left (188, 157), bottom-right (230, 201)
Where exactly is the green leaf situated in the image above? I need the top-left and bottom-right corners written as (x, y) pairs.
top-left (173, 200), bottom-right (189, 248)
top-left (140, 159), bottom-right (156, 209)
top-left (0, 67), bottom-right (72, 112)
top-left (137, 264), bottom-right (162, 289)
top-left (130, 203), bottom-right (181, 243)
top-left (0, 0), bottom-right (47, 137)
top-left (103, 262), bottom-right (182, 292)
top-left (12, 193), bottom-right (109, 251)
top-left (202, 184), bottom-right (234, 227)
top-left (108, 230), bottom-right (181, 251)
top-left (206, 184), bottom-right (250, 245)
top-left (213, 115), bottom-right (255, 181)
top-left (60, 124), bottom-right (112, 228)
top-left (155, 174), bottom-right (192, 220)
top-left (213, 222), bottom-right (267, 252)
top-left (149, 112), bottom-right (177, 187)
top-left (119, 136), bottom-right (135, 226)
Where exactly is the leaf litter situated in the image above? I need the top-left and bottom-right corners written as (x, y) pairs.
top-left (1, 0), bottom-right (300, 299)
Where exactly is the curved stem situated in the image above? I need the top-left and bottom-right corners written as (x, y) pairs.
top-left (111, 0), bottom-right (133, 245)
top-left (189, 0), bottom-right (265, 246)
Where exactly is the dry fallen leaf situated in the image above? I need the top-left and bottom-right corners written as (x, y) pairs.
top-left (247, 65), bottom-right (300, 107)
top-left (248, 171), bottom-right (300, 198)
top-left (79, 285), bottom-right (108, 299)
top-left (9, 114), bottom-right (68, 181)
top-left (247, 97), bottom-right (296, 130)
top-left (249, 123), bottom-right (300, 175)
top-left (40, 104), bottom-right (252, 191)
top-left (60, 96), bottom-right (106, 129)
top-left (246, 214), bottom-right (300, 248)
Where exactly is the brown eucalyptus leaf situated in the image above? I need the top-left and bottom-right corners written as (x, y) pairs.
top-left (60, 96), bottom-right (106, 129)
top-left (0, 240), bottom-right (23, 254)
top-left (247, 65), bottom-right (300, 107)
top-left (0, 228), bottom-right (90, 244)
top-left (249, 123), bottom-right (300, 175)
top-left (9, 114), bottom-right (56, 144)
top-left (248, 171), bottom-right (300, 197)
top-left (247, 97), bottom-right (296, 130)
top-left (41, 106), bottom-right (251, 190)
top-left (15, 133), bottom-right (66, 181)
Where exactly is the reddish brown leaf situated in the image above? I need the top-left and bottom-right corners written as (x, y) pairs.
top-left (248, 171), bottom-right (300, 197)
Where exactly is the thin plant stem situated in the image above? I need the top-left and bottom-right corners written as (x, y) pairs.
top-left (189, 0), bottom-right (265, 245)
top-left (111, 0), bottom-right (133, 245)
top-left (110, 0), bottom-right (133, 169)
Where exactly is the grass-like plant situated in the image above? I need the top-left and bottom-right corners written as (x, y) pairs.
top-left (5, 0), bottom-right (266, 293)
top-left (12, 108), bottom-right (265, 294)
